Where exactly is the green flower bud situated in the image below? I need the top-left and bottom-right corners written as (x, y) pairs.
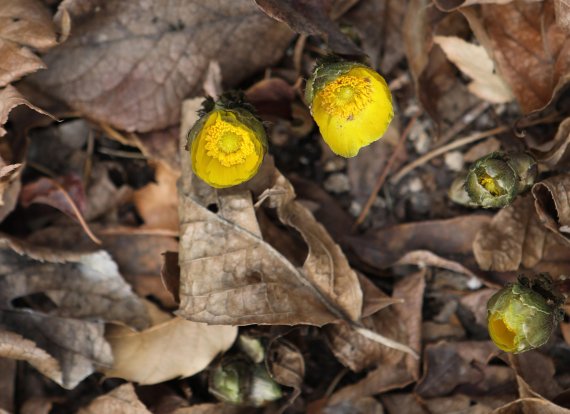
top-left (487, 276), bottom-right (563, 353)
top-left (210, 358), bottom-right (282, 407)
top-left (463, 152), bottom-right (537, 208)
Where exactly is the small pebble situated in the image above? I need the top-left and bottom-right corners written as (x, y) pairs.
top-left (324, 173), bottom-right (350, 193)
top-left (444, 151), bottom-right (464, 172)
top-left (323, 157), bottom-right (346, 172)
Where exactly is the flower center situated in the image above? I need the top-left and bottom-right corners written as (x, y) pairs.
top-left (319, 75), bottom-right (373, 120)
top-left (479, 173), bottom-right (504, 196)
top-left (489, 315), bottom-right (517, 351)
top-left (204, 118), bottom-right (255, 167)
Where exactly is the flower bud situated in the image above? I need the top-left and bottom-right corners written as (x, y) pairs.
top-left (188, 95), bottom-right (267, 188)
top-left (210, 358), bottom-right (282, 407)
top-left (305, 58), bottom-right (393, 158)
top-left (487, 276), bottom-right (563, 353)
top-left (464, 152), bottom-right (537, 208)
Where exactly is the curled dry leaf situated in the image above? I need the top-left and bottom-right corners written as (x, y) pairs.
top-left (105, 302), bottom-right (236, 385)
top-left (0, 163), bottom-right (22, 223)
top-left (78, 383), bottom-right (151, 414)
top-left (433, 36), bottom-right (513, 103)
top-left (0, 85), bottom-right (51, 137)
top-left (32, 0), bottom-right (293, 132)
top-left (0, 236), bottom-right (148, 388)
top-left (177, 99), bottom-right (363, 325)
top-left (530, 118), bottom-right (570, 168)
top-left (473, 1), bottom-right (570, 113)
top-left (266, 338), bottom-right (305, 404)
top-left (532, 173), bottom-right (570, 246)
top-left (253, 0), bottom-right (363, 57)
top-left (473, 195), bottom-right (570, 272)
top-left (0, 0), bottom-right (57, 87)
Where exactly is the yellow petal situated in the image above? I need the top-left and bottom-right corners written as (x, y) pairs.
top-left (488, 313), bottom-right (518, 352)
top-left (312, 66), bottom-right (393, 157)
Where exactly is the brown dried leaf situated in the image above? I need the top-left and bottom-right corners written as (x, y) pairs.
top-left (78, 383), bottom-right (151, 414)
top-left (33, 0), bottom-right (293, 133)
top-left (0, 0), bottom-right (57, 87)
top-left (415, 341), bottom-right (502, 398)
top-left (473, 195), bottom-right (570, 272)
top-left (324, 397), bottom-right (386, 414)
top-left (433, 36), bottom-right (513, 103)
top-left (267, 338), bottom-right (305, 402)
top-left (0, 85), bottom-right (52, 137)
top-left (133, 161), bottom-right (180, 232)
top-left (177, 100), bottom-right (362, 325)
top-left (105, 302), bottom-right (237, 385)
top-left (476, 1), bottom-right (570, 113)
top-left (172, 403), bottom-right (245, 414)
top-left (532, 173), bottom-right (570, 246)
top-left (556, 0), bottom-right (570, 33)
top-left (348, 215), bottom-right (491, 269)
top-left (327, 272), bottom-right (424, 373)
top-left (531, 118), bottom-right (570, 168)
top-left (434, 0), bottom-right (514, 12)
top-left (0, 163), bottom-right (22, 223)
top-left (253, 0), bottom-right (363, 56)
top-left (0, 330), bottom-right (61, 386)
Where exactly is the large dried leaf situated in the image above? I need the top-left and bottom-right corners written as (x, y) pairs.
top-left (433, 36), bottom-right (513, 103)
top-left (32, 0), bottom-right (293, 133)
top-left (0, 0), bottom-right (57, 86)
top-left (105, 302), bottom-right (237, 385)
top-left (473, 195), bottom-right (570, 272)
top-left (0, 330), bottom-right (61, 386)
top-left (78, 383), bottom-right (151, 414)
top-left (253, 0), bottom-right (362, 56)
top-left (177, 99), bottom-right (362, 326)
top-left (475, 1), bottom-right (570, 113)
top-left (0, 237), bottom-right (148, 388)
top-left (532, 173), bottom-right (570, 246)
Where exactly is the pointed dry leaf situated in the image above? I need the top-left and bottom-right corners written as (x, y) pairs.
top-left (530, 118), bottom-right (570, 168)
top-left (555, 0), bottom-right (570, 32)
top-left (0, 163), bottom-right (22, 223)
top-left (492, 376), bottom-right (570, 414)
top-left (32, 0), bottom-right (293, 132)
top-left (78, 383), bottom-right (151, 414)
top-left (476, 1), bottom-right (570, 113)
top-left (253, 0), bottom-right (363, 56)
top-left (0, 330), bottom-right (61, 386)
top-left (473, 195), bottom-right (570, 272)
top-left (532, 173), bottom-right (570, 246)
top-left (0, 0), bottom-right (57, 86)
top-left (0, 85), bottom-right (52, 137)
top-left (433, 36), bottom-right (513, 103)
top-left (105, 302), bottom-right (237, 385)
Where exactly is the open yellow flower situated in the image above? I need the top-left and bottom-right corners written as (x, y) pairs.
top-left (306, 60), bottom-right (393, 157)
top-left (487, 279), bottom-right (562, 353)
top-left (189, 103), bottom-right (266, 188)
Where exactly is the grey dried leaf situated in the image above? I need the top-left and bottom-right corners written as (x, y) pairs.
top-left (0, 0), bottom-right (57, 87)
top-left (32, 0), bottom-right (293, 132)
top-left (78, 383), bottom-right (151, 414)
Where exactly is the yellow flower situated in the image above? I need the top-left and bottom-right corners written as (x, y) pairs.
top-left (306, 60), bottom-right (393, 157)
top-left (487, 279), bottom-right (562, 353)
top-left (189, 103), bottom-right (266, 188)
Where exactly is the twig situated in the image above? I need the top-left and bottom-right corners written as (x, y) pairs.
top-left (293, 34), bottom-right (308, 77)
top-left (353, 325), bottom-right (419, 359)
top-left (437, 101), bottom-right (491, 146)
top-left (97, 147), bottom-right (147, 159)
top-left (390, 125), bottom-right (509, 184)
top-left (352, 115), bottom-right (418, 229)
top-left (324, 367), bottom-right (349, 398)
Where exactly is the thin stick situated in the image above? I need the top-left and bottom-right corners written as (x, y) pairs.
top-left (390, 125), bottom-right (509, 184)
top-left (354, 325), bottom-right (419, 359)
top-left (437, 101), bottom-right (490, 146)
top-left (352, 115), bottom-right (418, 229)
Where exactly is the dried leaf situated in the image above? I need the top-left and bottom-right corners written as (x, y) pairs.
top-left (433, 36), bottom-right (513, 103)
top-left (555, 0), bottom-right (570, 33)
top-left (105, 302), bottom-right (237, 385)
top-left (434, 0), bottom-right (515, 12)
top-left (133, 161), bottom-right (180, 232)
top-left (530, 118), bottom-right (570, 168)
top-left (347, 215), bottom-right (491, 269)
top-left (266, 338), bottom-right (305, 402)
top-left (0, 358), bottom-right (15, 413)
top-left (476, 1), bottom-right (570, 113)
top-left (32, 0), bottom-right (293, 132)
top-left (177, 99), bottom-right (363, 325)
top-left (172, 403), bottom-right (245, 414)
top-left (532, 173), bottom-right (570, 246)
top-left (0, 330), bottom-right (61, 387)
top-left (253, 0), bottom-right (363, 56)
top-left (0, 85), bottom-right (51, 137)
top-left (0, 163), bottom-right (22, 223)
top-left (0, 237), bottom-right (148, 388)
top-left (78, 383), bottom-right (151, 414)
top-left (473, 195), bottom-right (570, 272)
top-left (0, 0), bottom-right (57, 86)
